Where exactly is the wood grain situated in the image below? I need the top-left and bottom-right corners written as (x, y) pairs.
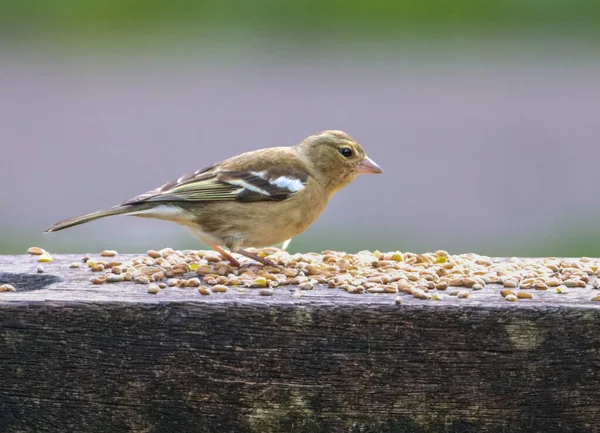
top-left (1, 254), bottom-right (599, 433)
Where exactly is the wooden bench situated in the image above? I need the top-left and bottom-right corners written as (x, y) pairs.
top-left (1, 253), bottom-right (599, 433)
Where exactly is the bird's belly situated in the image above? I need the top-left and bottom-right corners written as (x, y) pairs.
top-left (192, 200), bottom-right (325, 249)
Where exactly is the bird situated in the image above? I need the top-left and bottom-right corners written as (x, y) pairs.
top-left (46, 130), bottom-right (383, 267)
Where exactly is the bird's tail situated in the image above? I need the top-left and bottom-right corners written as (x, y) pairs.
top-left (45, 204), bottom-right (152, 233)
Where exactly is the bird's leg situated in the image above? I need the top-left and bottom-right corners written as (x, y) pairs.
top-left (234, 249), bottom-right (278, 267)
top-left (209, 244), bottom-right (240, 267)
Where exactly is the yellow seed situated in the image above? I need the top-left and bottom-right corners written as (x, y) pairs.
top-left (27, 246), bottom-right (45, 255)
top-left (199, 287), bottom-right (211, 295)
top-left (251, 277), bottom-right (268, 288)
top-left (555, 285), bottom-right (570, 294)
top-left (38, 251), bottom-right (52, 262)
top-left (505, 294), bottom-right (518, 302)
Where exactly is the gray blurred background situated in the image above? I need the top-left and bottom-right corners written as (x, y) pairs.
top-left (1, 0), bottom-right (600, 257)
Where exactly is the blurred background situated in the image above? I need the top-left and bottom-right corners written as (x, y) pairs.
top-left (1, 0), bottom-right (600, 257)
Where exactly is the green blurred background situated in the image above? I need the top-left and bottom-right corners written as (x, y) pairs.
top-left (1, 0), bottom-right (600, 257)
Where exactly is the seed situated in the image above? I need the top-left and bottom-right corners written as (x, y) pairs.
top-left (27, 246), bottom-right (45, 255)
top-left (501, 289), bottom-right (516, 298)
top-left (69, 263), bottom-right (80, 269)
top-left (367, 287), bottom-right (385, 294)
top-left (167, 278), bottom-right (181, 287)
top-left (110, 266), bottom-right (122, 275)
top-left (503, 279), bottom-right (518, 288)
top-left (100, 250), bottom-right (118, 257)
top-left (195, 264), bottom-right (213, 275)
top-left (147, 249), bottom-right (162, 259)
top-left (259, 288), bottom-right (274, 296)
top-left (293, 291), bottom-right (302, 298)
top-left (198, 287), bottom-right (211, 295)
top-left (435, 281), bottom-right (448, 290)
top-left (457, 290), bottom-right (469, 299)
top-left (251, 277), bottom-right (268, 288)
top-left (555, 285), bottom-right (570, 294)
top-left (106, 274), bottom-right (123, 283)
top-left (534, 282), bottom-right (548, 291)
top-left (211, 285), bottom-right (228, 293)
top-left (472, 283), bottom-right (483, 290)
top-left (0, 284), bottom-right (16, 292)
top-left (383, 285), bottom-right (398, 293)
top-left (305, 265), bottom-right (322, 275)
top-left (90, 276), bottom-right (106, 285)
top-left (36, 266), bottom-right (44, 273)
top-left (298, 282), bottom-right (314, 290)
top-left (432, 293), bottom-right (446, 300)
top-left (147, 284), bottom-right (160, 294)
top-left (448, 278), bottom-right (464, 286)
top-left (38, 251), bottom-right (52, 262)
top-left (91, 264), bottom-right (104, 272)
top-left (186, 278), bottom-right (201, 287)
top-left (135, 276), bottom-right (150, 285)
top-left (505, 294), bottom-right (518, 302)
top-left (517, 291), bottom-right (533, 299)
top-left (158, 283), bottom-right (167, 289)
top-left (395, 296), bottom-right (403, 305)
top-left (591, 294), bottom-right (600, 302)
top-left (204, 255), bottom-right (221, 263)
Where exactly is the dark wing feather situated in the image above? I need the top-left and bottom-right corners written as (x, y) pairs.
top-left (122, 161), bottom-right (308, 206)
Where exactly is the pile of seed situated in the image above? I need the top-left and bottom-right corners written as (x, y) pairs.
top-left (35, 247), bottom-right (600, 302)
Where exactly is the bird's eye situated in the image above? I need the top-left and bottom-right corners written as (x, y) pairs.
top-left (339, 147), bottom-right (353, 158)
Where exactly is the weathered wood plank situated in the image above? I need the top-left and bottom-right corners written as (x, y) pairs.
top-left (1, 254), bottom-right (599, 433)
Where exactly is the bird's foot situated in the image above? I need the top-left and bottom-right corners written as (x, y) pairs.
top-left (235, 249), bottom-right (278, 267)
top-left (210, 244), bottom-right (241, 267)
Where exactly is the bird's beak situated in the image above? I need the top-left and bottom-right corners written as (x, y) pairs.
top-left (356, 156), bottom-right (383, 174)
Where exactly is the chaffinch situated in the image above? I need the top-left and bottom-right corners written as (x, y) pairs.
top-left (46, 130), bottom-right (383, 266)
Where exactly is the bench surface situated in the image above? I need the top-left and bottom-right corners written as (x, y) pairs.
top-left (1, 253), bottom-right (599, 433)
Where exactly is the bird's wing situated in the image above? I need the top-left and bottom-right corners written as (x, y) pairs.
top-left (123, 158), bottom-right (309, 205)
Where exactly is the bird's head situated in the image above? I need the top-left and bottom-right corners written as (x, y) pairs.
top-left (297, 130), bottom-right (382, 191)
